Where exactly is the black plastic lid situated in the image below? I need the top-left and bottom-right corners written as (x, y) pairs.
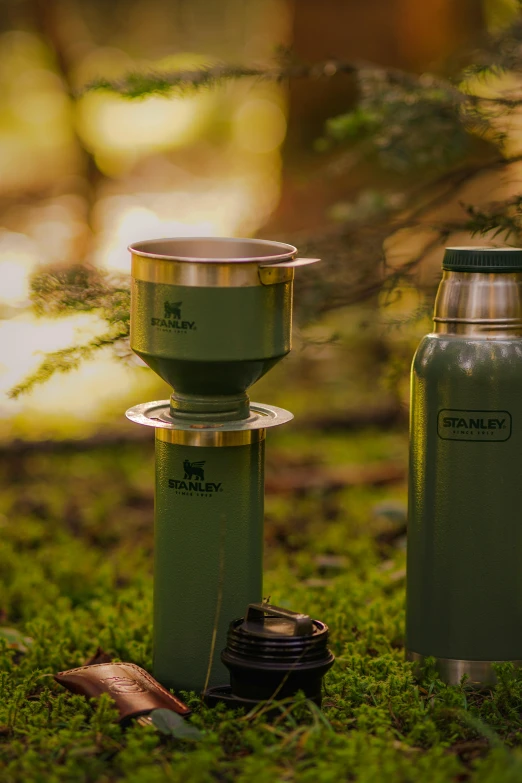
top-left (443, 246), bottom-right (522, 272)
top-left (216, 603), bottom-right (335, 705)
top-left (223, 603), bottom-right (332, 667)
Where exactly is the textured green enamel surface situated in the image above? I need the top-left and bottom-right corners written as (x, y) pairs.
top-left (131, 280), bottom-right (292, 393)
top-left (407, 335), bottom-right (522, 661)
top-left (153, 439), bottom-right (264, 693)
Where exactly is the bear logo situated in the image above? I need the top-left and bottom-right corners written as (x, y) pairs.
top-left (183, 460), bottom-right (205, 481)
top-left (164, 301), bottom-right (182, 319)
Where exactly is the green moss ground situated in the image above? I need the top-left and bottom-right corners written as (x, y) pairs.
top-left (2, 430), bottom-right (522, 782)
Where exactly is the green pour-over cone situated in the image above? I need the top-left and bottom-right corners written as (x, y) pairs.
top-left (140, 354), bottom-right (285, 397)
top-left (131, 278), bottom-right (292, 401)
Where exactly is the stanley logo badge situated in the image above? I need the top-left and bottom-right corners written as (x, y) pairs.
top-left (150, 301), bottom-right (196, 332)
top-left (437, 409), bottom-right (512, 442)
top-left (169, 459), bottom-right (223, 497)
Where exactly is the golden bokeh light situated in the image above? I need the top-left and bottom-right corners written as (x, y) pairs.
top-left (77, 90), bottom-right (212, 161)
top-left (233, 98), bottom-right (287, 154)
top-left (0, 232), bottom-right (39, 304)
top-left (0, 32), bottom-right (76, 193)
top-left (0, 22), bottom-right (288, 436)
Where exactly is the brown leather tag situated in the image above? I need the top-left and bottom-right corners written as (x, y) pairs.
top-left (54, 662), bottom-right (191, 721)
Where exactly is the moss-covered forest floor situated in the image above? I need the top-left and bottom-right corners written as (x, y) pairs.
top-left (2, 427), bottom-right (522, 783)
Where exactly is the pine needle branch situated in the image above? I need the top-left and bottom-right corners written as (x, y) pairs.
top-left (80, 61), bottom-right (360, 98)
top-left (8, 264), bottom-right (131, 399)
top-left (8, 327), bottom-right (129, 399)
top-left (81, 57), bottom-right (475, 103)
top-left (80, 58), bottom-right (522, 111)
top-left (29, 265), bottom-right (130, 322)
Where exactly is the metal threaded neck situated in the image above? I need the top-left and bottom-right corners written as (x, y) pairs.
top-left (169, 391), bottom-right (250, 421)
top-left (223, 617), bottom-right (332, 668)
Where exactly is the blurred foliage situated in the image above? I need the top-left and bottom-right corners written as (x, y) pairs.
top-left (3, 432), bottom-right (522, 781)
top-left (317, 74), bottom-right (475, 171)
top-left (9, 266), bottom-right (129, 398)
top-left (14, 8), bottom-right (522, 395)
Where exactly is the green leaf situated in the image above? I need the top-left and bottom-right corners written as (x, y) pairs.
top-left (150, 709), bottom-right (203, 740)
top-left (0, 627), bottom-right (33, 653)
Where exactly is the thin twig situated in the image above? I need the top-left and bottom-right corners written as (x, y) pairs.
top-left (203, 514), bottom-right (226, 696)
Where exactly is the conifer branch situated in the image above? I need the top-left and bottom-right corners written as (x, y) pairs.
top-left (80, 61), bottom-right (360, 98)
top-left (8, 328), bottom-right (129, 399)
top-left (81, 58), bottom-right (522, 112)
top-left (8, 265), bottom-right (131, 399)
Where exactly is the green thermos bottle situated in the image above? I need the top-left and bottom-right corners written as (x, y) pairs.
top-left (407, 246), bottom-right (522, 686)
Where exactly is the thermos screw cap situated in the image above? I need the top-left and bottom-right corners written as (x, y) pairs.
top-left (218, 603), bottom-right (335, 706)
top-left (443, 246), bottom-right (522, 272)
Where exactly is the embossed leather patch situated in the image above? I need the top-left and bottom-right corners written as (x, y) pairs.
top-left (54, 662), bottom-right (190, 721)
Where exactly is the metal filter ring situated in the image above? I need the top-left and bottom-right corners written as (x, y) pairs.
top-left (125, 400), bottom-right (294, 447)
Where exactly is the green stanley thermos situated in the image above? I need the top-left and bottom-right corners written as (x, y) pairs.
top-left (407, 246), bottom-right (522, 686)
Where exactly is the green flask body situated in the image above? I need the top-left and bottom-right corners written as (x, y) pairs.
top-left (154, 437), bottom-right (264, 693)
top-left (408, 336), bottom-right (522, 660)
top-left (407, 259), bottom-right (522, 683)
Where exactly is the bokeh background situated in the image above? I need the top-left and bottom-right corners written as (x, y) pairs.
top-left (6, 3), bottom-right (522, 779)
top-left (1, 0), bottom-right (515, 441)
